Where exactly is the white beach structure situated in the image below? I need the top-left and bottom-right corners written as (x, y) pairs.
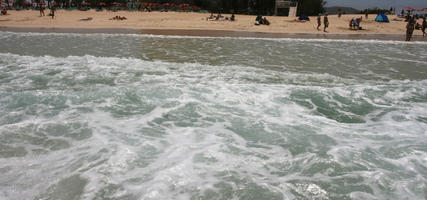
top-left (275, 0), bottom-right (298, 17)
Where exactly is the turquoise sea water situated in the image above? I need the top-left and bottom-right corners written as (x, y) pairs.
top-left (0, 32), bottom-right (426, 200)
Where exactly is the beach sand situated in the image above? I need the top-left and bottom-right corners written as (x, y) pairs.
top-left (0, 10), bottom-right (426, 41)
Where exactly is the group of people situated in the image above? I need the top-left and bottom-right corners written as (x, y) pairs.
top-left (255, 15), bottom-right (270, 25)
top-left (316, 14), bottom-right (329, 32)
top-left (406, 15), bottom-right (426, 41)
top-left (1, 8), bottom-right (7, 15)
top-left (207, 13), bottom-right (235, 21)
top-left (110, 15), bottom-right (127, 20)
top-left (39, 4), bottom-right (55, 19)
top-left (349, 17), bottom-right (363, 30)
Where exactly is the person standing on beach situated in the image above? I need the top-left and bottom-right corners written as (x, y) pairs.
top-left (39, 4), bottom-right (44, 16)
top-left (317, 14), bottom-right (321, 31)
top-left (406, 16), bottom-right (415, 41)
top-left (323, 14), bottom-right (329, 32)
top-left (422, 17), bottom-right (426, 37)
top-left (50, 6), bottom-right (55, 19)
top-left (365, 9), bottom-right (368, 19)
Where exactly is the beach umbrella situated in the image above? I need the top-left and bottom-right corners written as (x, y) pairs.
top-left (98, 2), bottom-right (105, 6)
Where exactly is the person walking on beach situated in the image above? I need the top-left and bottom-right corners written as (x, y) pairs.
top-left (406, 16), bottom-right (415, 41)
top-left (39, 4), bottom-right (45, 16)
top-left (323, 14), bottom-right (329, 32)
top-left (365, 9), bottom-right (368, 19)
top-left (317, 14), bottom-right (321, 31)
top-left (422, 17), bottom-right (426, 37)
top-left (50, 6), bottom-right (55, 19)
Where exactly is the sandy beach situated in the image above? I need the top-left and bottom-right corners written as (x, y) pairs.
top-left (1, 6), bottom-right (427, 200)
top-left (1, 10), bottom-right (426, 40)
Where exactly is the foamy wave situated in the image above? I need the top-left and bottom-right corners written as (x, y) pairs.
top-left (2, 52), bottom-right (426, 90)
top-left (1, 31), bottom-right (427, 45)
top-left (1, 36), bottom-right (426, 200)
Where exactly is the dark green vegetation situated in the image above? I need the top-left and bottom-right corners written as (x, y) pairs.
top-left (11, 0), bottom-right (326, 16)
top-left (195, 0), bottom-right (326, 16)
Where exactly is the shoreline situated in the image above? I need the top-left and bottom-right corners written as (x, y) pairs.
top-left (1, 26), bottom-right (426, 41)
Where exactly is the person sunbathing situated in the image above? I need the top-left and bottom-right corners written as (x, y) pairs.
top-left (80, 17), bottom-right (93, 21)
top-left (110, 16), bottom-right (127, 20)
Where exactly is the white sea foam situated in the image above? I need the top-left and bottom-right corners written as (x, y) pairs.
top-left (0, 37), bottom-right (426, 199)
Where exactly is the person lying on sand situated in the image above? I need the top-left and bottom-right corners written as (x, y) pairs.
top-left (207, 13), bottom-right (234, 22)
top-left (110, 16), bottom-right (127, 20)
top-left (80, 17), bottom-right (93, 21)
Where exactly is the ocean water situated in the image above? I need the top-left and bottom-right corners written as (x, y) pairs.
top-left (0, 31), bottom-right (426, 200)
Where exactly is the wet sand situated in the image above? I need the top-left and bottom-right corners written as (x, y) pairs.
top-left (1, 26), bottom-right (426, 41)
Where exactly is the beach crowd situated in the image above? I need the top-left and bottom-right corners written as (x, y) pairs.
top-left (0, 4), bottom-right (426, 41)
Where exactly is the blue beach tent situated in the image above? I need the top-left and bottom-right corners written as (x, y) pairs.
top-left (375, 13), bottom-right (390, 22)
